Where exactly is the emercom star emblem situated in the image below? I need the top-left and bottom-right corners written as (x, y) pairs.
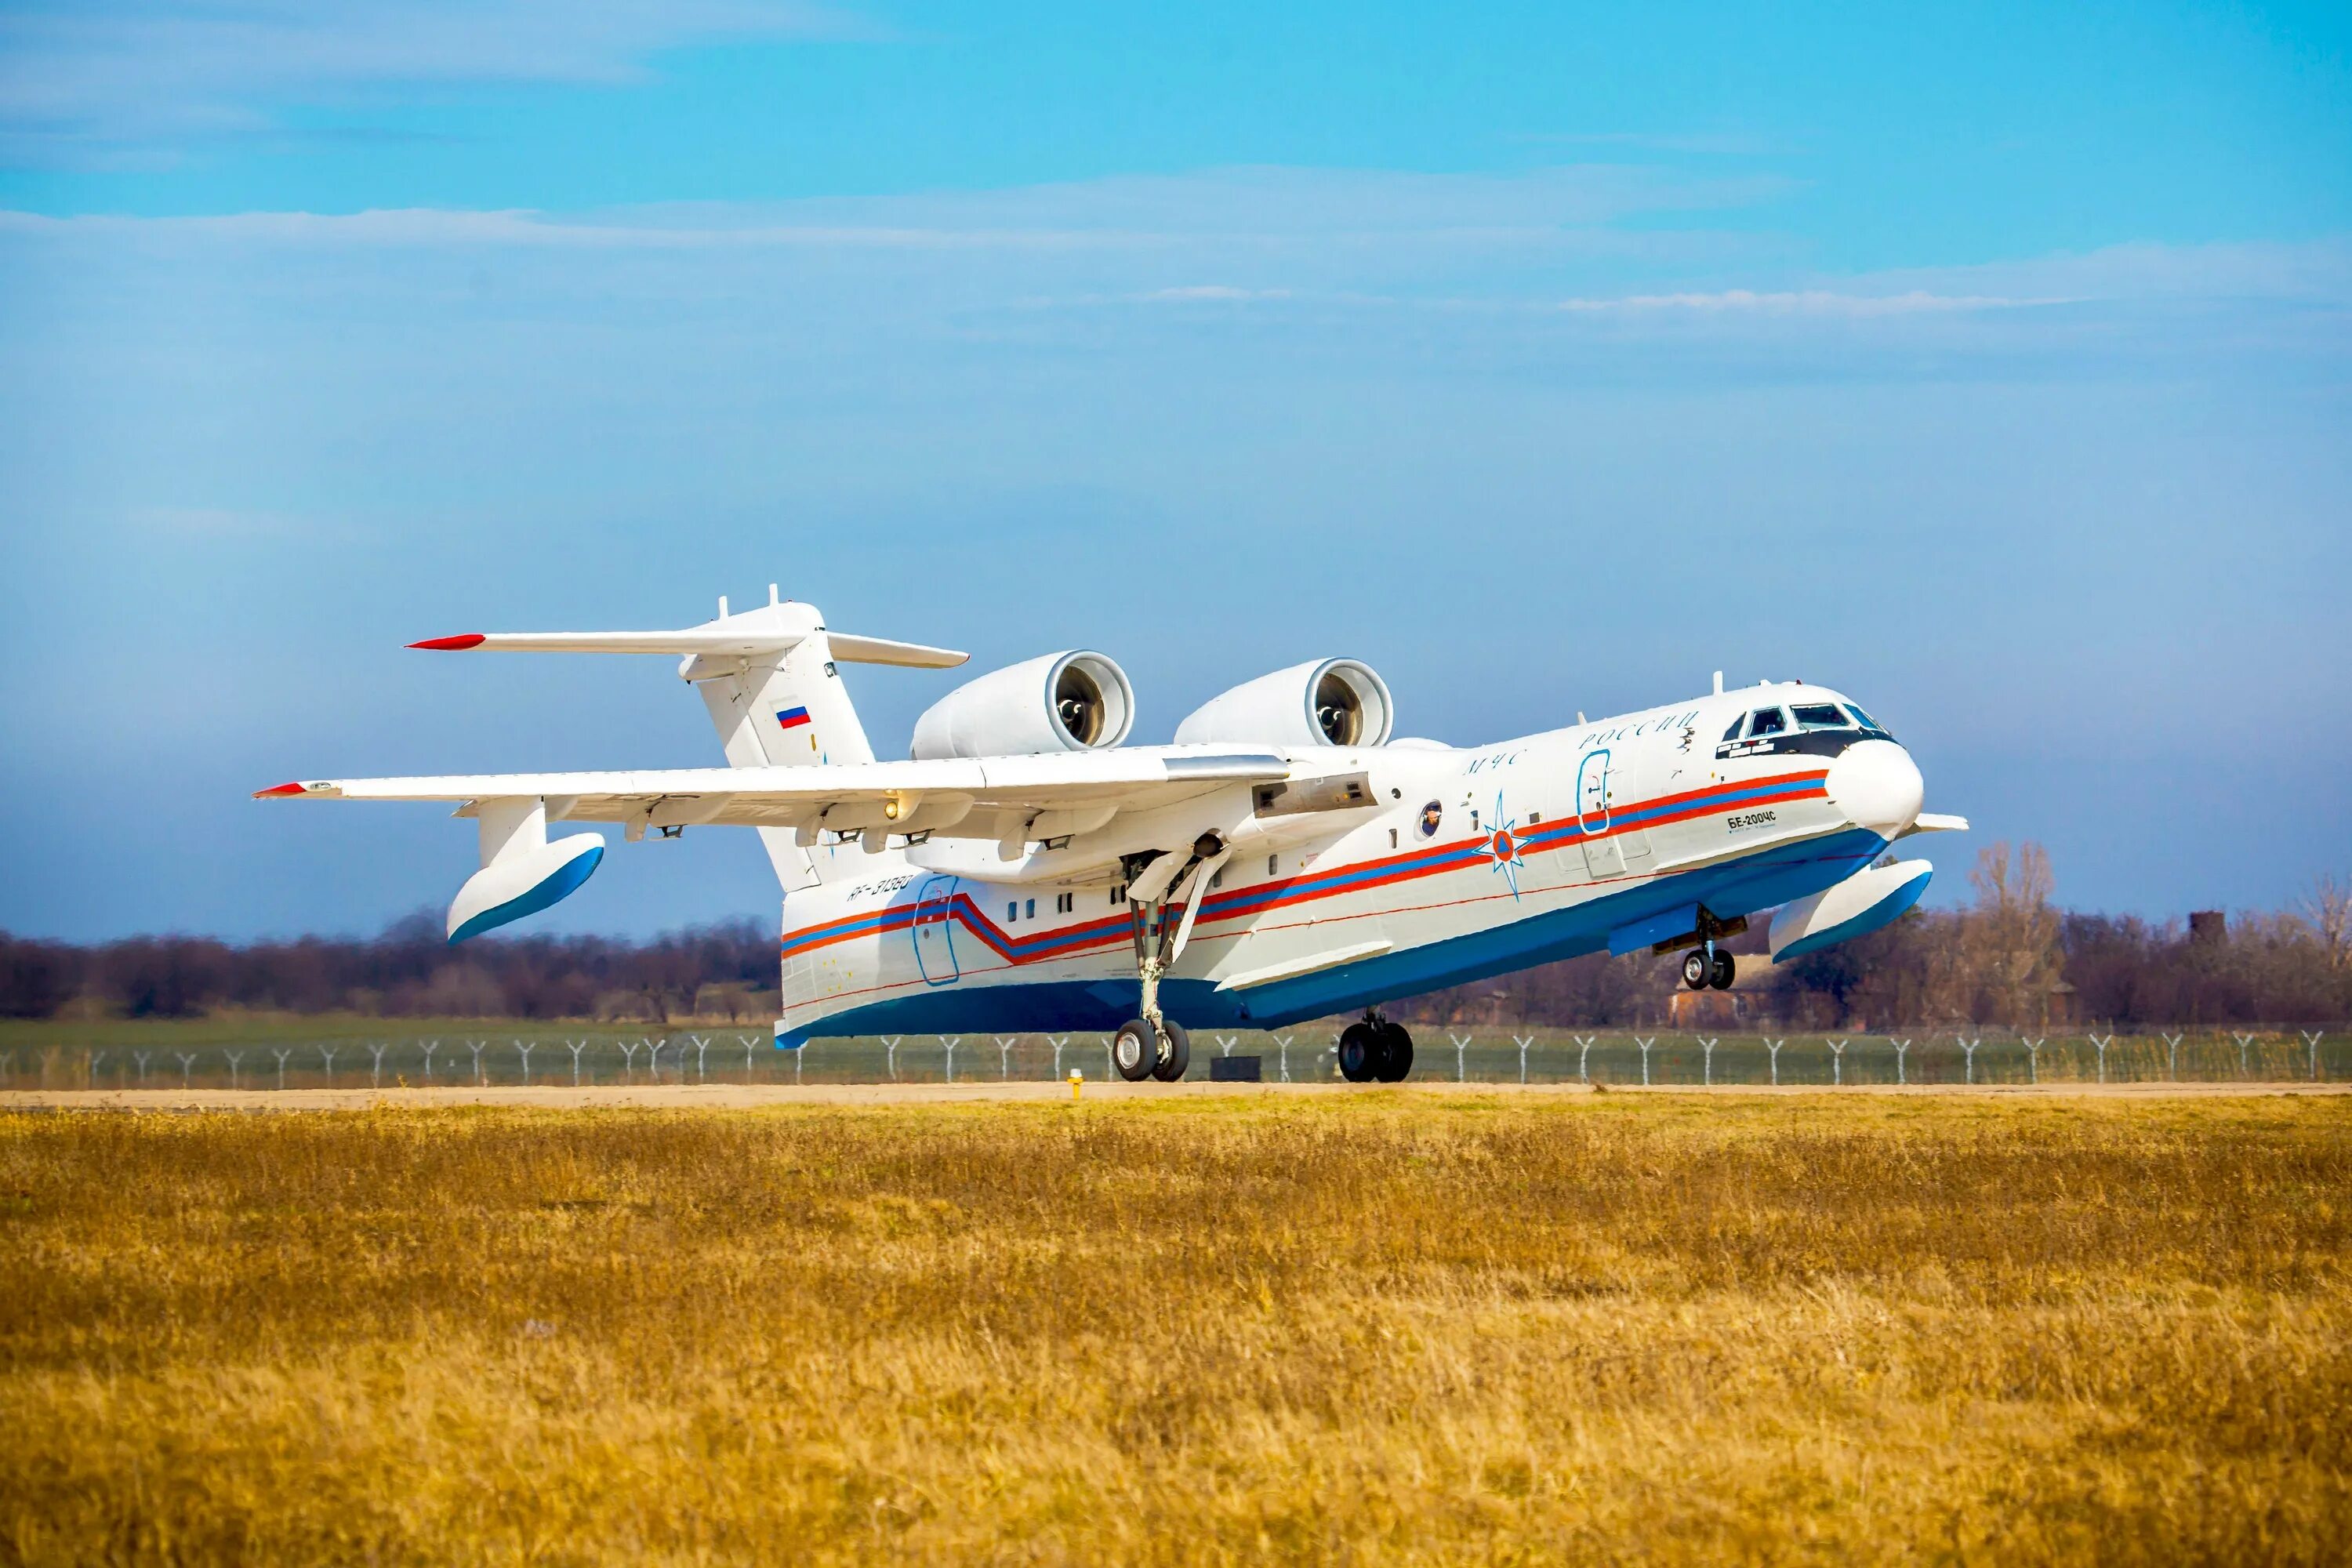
top-left (1481, 790), bottom-right (1524, 899)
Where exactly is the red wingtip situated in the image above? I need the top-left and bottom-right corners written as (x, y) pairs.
top-left (253, 782), bottom-right (308, 798)
top-left (407, 633), bottom-right (487, 651)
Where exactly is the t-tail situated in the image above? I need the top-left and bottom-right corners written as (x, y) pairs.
top-left (404, 586), bottom-right (965, 935)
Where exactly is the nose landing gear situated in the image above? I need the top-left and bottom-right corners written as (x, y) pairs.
top-left (1338, 1009), bottom-right (1415, 1083)
top-left (1681, 946), bottom-right (1736, 990)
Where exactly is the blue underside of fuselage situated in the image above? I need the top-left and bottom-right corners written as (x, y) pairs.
top-left (775, 828), bottom-right (1889, 1045)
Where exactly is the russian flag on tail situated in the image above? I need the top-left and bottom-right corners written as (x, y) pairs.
top-left (775, 706), bottom-right (811, 731)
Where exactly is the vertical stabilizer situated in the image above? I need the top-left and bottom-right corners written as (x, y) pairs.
top-left (404, 586), bottom-right (967, 891)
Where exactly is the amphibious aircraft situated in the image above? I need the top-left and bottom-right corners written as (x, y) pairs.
top-left (257, 588), bottom-right (1965, 1082)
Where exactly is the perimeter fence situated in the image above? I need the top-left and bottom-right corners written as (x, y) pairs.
top-left (0, 1024), bottom-right (2343, 1091)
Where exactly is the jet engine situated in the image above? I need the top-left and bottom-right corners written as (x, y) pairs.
top-left (1174, 658), bottom-right (1394, 749)
top-left (1768, 858), bottom-right (1933, 962)
top-left (910, 650), bottom-right (1135, 760)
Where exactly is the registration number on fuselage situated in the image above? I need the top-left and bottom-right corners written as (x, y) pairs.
top-left (1727, 810), bottom-right (1777, 832)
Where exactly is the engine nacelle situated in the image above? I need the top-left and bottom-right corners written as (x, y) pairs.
top-left (1769, 858), bottom-right (1933, 962)
top-left (910, 650), bottom-right (1134, 760)
top-left (1173, 658), bottom-right (1394, 749)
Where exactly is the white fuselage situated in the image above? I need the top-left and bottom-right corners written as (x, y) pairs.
top-left (773, 682), bottom-right (1923, 1042)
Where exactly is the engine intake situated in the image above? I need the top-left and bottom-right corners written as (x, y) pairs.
top-left (1174, 658), bottom-right (1394, 749)
top-left (911, 650), bottom-right (1135, 760)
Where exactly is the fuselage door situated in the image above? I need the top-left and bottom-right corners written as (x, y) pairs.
top-left (1578, 750), bottom-right (1626, 880)
top-left (911, 875), bottom-right (962, 985)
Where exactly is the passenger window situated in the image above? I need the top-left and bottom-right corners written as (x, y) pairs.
top-left (1792, 703), bottom-right (1850, 731)
top-left (1007, 902), bottom-right (1018, 922)
top-left (1025, 898), bottom-right (1036, 919)
top-left (1747, 707), bottom-right (1788, 738)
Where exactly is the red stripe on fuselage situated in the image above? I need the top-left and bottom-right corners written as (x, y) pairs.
top-left (779, 768), bottom-right (1830, 965)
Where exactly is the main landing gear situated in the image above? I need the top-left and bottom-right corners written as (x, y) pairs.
top-left (1681, 946), bottom-right (1736, 991)
top-left (1112, 832), bottom-right (1232, 1084)
top-left (1338, 1009), bottom-right (1415, 1083)
top-left (1113, 1015), bottom-right (1192, 1083)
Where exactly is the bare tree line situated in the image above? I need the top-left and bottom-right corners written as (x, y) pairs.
top-left (1394, 845), bottom-right (2352, 1030)
top-left (4, 849), bottom-right (2347, 1028)
top-left (0, 913), bottom-right (777, 1023)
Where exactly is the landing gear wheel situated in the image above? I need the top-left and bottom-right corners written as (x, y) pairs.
top-left (1112, 1019), bottom-right (1156, 1082)
top-left (1682, 949), bottom-right (1711, 990)
top-left (1373, 1022), bottom-right (1414, 1083)
top-left (1152, 1020), bottom-right (1192, 1082)
top-left (1338, 1022), bottom-right (1379, 1083)
top-left (1708, 951), bottom-right (1736, 990)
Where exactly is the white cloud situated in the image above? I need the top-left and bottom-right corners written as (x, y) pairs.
top-left (0, 1), bottom-right (866, 159)
top-left (1552, 288), bottom-right (2058, 316)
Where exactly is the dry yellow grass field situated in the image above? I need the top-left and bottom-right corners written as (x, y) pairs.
top-left (2, 1093), bottom-right (2346, 1564)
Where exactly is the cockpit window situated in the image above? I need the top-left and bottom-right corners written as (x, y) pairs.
top-left (1747, 707), bottom-right (1788, 738)
top-left (1844, 704), bottom-right (1887, 733)
top-left (1792, 703), bottom-right (1851, 731)
top-left (1721, 716), bottom-right (1745, 742)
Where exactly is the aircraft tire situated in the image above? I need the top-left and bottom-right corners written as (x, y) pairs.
top-left (1112, 1019), bottom-right (1157, 1081)
top-left (1709, 951), bottom-right (1736, 990)
top-left (1374, 1022), bottom-right (1414, 1083)
top-left (1681, 949), bottom-right (1711, 989)
top-left (1152, 1020), bottom-right (1192, 1082)
top-left (1338, 1022), bottom-right (1379, 1082)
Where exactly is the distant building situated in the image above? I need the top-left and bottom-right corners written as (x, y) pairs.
top-left (2190, 910), bottom-right (2227, 944)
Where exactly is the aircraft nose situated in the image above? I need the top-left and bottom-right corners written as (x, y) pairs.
top-left (1825, 738), bottom-right (1923, 840)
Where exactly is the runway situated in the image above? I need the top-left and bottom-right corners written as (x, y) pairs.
top-left (2, 1080), bottom-right (2344, 1111)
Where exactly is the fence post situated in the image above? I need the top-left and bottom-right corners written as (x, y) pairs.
top-left (880, 1036), bottom-right (900, 1081)
top-left (742, 1033), bottom-right (757, 1082)
top-left (997, 1036), bottom-right (1018, 1078)
top-left (1635, 1036), bottom-right (1654, 1087)
top-left (1959, 1036), bottom-right (1979, 1086)
top-left (2161, 1032), bottom-right (2182, 1081)
top-left (618, 1039), bottom-right (639, 1080)
top-left (1575, 1034), bottom-right (1596, 1084)
top-left (272, 1047), bottom-right (292, 1089)
top-left (2088, 1031), bottom-right (2112, 1085)
top-left (1515, 1034), bottom-right (1536, 1084)
top-left (1215, 1035), bottom-right (1237, 1059)
top-left (1891, 1038), bottom-right (1910, 1086)
top-left (1765, 1036), bottom-right (1784, 1085)
top-left (570, 1039), bottom-right (589, 1086)
top-left (224, 1050), bottom-right (244, 1089)
top-left (647, 1036), bottom-right (667, 1080)
top-left (515, 1039), bottom-right (535, 1085)
top-left (176, 1051), bottom-right (197, 1087)
top-left (465, 1039), bottom-right (487, 1085)
top-left (692, 1035), bottom-right (710, 1081)
top-left (1275, 1034), bottom-right (1292, 1082)
top-left (133, 1049), bottom-right (152, 1086)
top-left (1700, 1036), bottom-right (1717, 1086)
top-left (1448, 1032), bottom-right (1473, 1082)
top-left (1050, 1036), bottom-right (1069, 1080)
top-left (368, 1042), bottom-right (387, 1087)
top-left (941, 1036), bottom-right (960, 1083)
top-left (318, 1044), bottom-right (339, 1085)
top-left (2305, 1030), bottom-right (2325, 1081)
top-left (89, 1048), bottom-right (109, 1087)
top-left (1827, 1038), bottom-right (1847, 1086)
top-left (1104, 1035), bottom-right (1116, 1077)
top-left (2234, 1032), bottom-right (2255, 1077)
top-left (2022, 1036), bottom-right (2043, 1084)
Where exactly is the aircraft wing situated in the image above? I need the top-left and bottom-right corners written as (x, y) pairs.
top-left (255, 748), bottom-right (1292, 834)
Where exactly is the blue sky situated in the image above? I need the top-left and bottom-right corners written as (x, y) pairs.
top-left (1, 1), bottom-right (2347, 942)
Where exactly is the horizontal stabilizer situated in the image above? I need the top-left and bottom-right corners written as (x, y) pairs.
top-left (408, 627), bottom-right (967, 667)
